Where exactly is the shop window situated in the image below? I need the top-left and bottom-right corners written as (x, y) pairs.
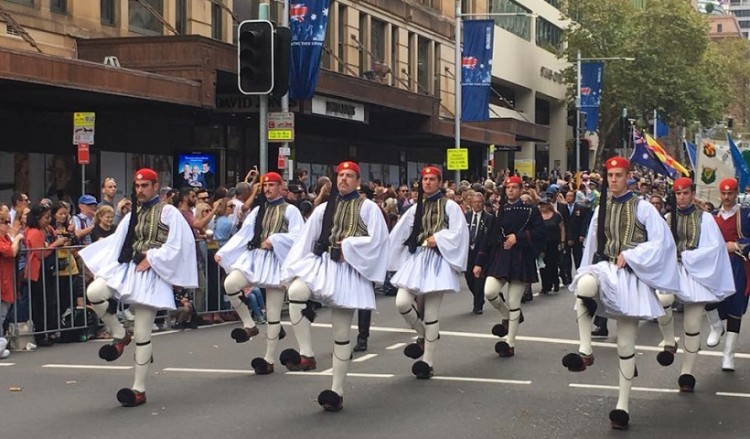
top-left (129, 0), bottom-right (163, 36)
top-left (212, 3), bottom-right (223, 40)
top-left (176, 0), bottom-right (186, 35)
top-left (101, 0), bottom-right (117, 26)
top-left (50, 0), bottom-right (67, 14)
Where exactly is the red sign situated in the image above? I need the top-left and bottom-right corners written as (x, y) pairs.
top-left (277, 154), bottom-right (286, 170)
top-left (77, 143), bottom-right (90, 165)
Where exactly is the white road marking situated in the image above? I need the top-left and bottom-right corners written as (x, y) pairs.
top-left (432, 376), bottom-right (531, 385)
top-left (0, 363), bottom-right (15, 367)
top-left (42, 364), bottom-right (132, 370)
top-left (386, 343), bottom-right (406, 350)
top-left (716, 392), bottom-right (750, 398)
top-left (319, 368), bottom-right (333, 374)
top-left (162, 367), bottom-right (254, 375)
top-left (353, 354), bottom-right (378, 363)
top-left (569, 383), bottom-right (679, 394)
top-left (285, 371), bottom-right (394, 378)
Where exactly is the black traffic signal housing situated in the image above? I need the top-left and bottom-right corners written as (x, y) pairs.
top-left (271, 26), bottom-right (291, 97)
top-left (237, 20), bottom-right (274, 95)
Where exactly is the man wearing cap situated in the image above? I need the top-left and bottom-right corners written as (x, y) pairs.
top-left (705, 177), bottom-right (750, 372)
top-left (388, 165), bottom-right (469, 379)
top-left (655, 177), bottom-right (734, 392)
top-left (79, 168), bottom-right (198, 407)
top-left (214, 172), bottom-right (303, 375)
top-left (472, 175), bottom-right (544, 358)
top-left (73, 194), bottom-right (99, 245)
top-left (561, 157), bottom-right (679, 430)
top-left (280, 160), bottom-right (389, 412)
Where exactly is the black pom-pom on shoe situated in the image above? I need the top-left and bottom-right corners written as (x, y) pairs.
top-left (412, 360), bottom-right (434, 379)
top-left (678, 374), bottom-right (696, 393)
top-left (279, 348), bottom-right (301, 367)
top-left (318, 390), bottom-right (343, 412)
top-left (495, 341), bottom-right (514, 357)
top-left (116, 388), bottom-right (146, 407)
top-left (251, 357), bottom-right (274, 375)
top-left (491, 323), bottom-right (508, 338)
top-left (656, 349), bottom-right (675, 367)
top-left (609, 409), bottom-right (629, 430)
top-left (562, 353), bottom-right (586, 372)
top-left (403, 342), bottom-right (424, 359)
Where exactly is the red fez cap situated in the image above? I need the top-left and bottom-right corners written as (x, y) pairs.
top-left (134, 168), bottom-right (158, 182)
top-left (673, 177), bottom-right (693, 191)
top-left (605, 157), bottom-right (630, 170)
top-left (505, 176), bottom-right (523, 186)
top-left (720, 178), bottom-right (738, 192)
top-left (262, 172), bottom-right (283, 184)
top-left (421, 166), bottom-right (442, 178)
top-left (337, 161), bottom-right (360, 175)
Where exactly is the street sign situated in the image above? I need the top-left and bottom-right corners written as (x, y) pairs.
top-left (446, 148), bottom-right (469, 171)
top-left (268, 111), bottom-right (294, 142)
top-left (77, 144), bottom-right (90, 165)
top-left (73, 112), bottom-right (95, 145)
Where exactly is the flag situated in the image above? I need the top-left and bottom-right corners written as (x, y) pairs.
top-left (644, 133), bottom-right (690, 178)
top-left (580, 62), bottom-right (604, 132)
top-left (696, 138), bottom-right (734, 206)
top-left (461, 20), bottom-right (494, 122)
top-left (630, 129), bottom-right (670, 176)
top-left (655, 117), bottom-right (669, 138)
top-left (684, 140), bottom-right (697, 171)
top-left (728, 133), bottom-right (750, 191)
top-left (289, 0), bottom-right (330, 99)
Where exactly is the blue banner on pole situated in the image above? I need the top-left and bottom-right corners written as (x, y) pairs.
top-left (580, 62), bottom-right (604, 132)
top-left (461, 20), bottom-right (494, 122)
top-left (289, 0), bottom-right (330, 99)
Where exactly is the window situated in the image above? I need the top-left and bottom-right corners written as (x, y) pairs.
top-left (101, 0), bottom-right (117, 26)
top-left (536, 18), bottom-right (563, 53)
top-left (338, 5), bottom-right (347, 74)
top-left (391, 26), bottom-right (399, 86)
top-left (129, 0), bottom-right (163, 35)
top-left (461, 0), bottom-right (474, 14)
top-left (50, 0), bottom-right (67, 14)
top-left (371, 19), bottom-right (386, 63)
top-left (212, 3), bottom-right (223, 40)
top-left (717, 23), bottom-right (723, 33)
top-left (176, 0), bottom-right (186, 34)
top-left (740, 21), bottom-right (750, 28)
top-left (490, 0), bottom-right (531, 41)
top-left (322, 4), bottom-right (335, 69)
top-left (417, 36), bottom-right (430, 94)
top-left (434, 43), bottom-right (441, 97)
top-left (408, 32), bottom-right (415, 90)
top-left (358, 13), bottom-right (367, 75)
top-left (543, 0), bottom-right (560, 8)
top-left (232, 0), bottom-right (258, 44)
top-left (6, 0), bottom-right (33, 6)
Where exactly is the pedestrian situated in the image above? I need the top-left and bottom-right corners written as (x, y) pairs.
top-left (562, 157), bottom-right (679, 430)
top-left (0, 208), bottom-right (22, 359)
top-left (465, 192), bottom-right (491, 314)
top-left (388, 165), bottom-right (469, 379)
top-left (280, 160), bottom-right (389, 412)
top-left (214, 172), bottom-right (303, 375)
top-left (79, 168), bottom-right (198, 407)
top-left (538, 194), bottom-right (565, 294)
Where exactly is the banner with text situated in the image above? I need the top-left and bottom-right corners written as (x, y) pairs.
top-left (580, 62), bottom-right (604, 132)
top-left (289, 0), bottom-right (330, 99)
top-left (461, 20), bottom-right (494, 122)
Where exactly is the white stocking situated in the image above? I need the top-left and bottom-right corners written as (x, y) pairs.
top-left (657, 293), bottom-right (676, 348)
top-left (395, 288), bottom-right (424, 337)
top-left (223, 270), bottom-right (256, 329)
top-left (86, 278), bottom-right (125, 340)
top-left (681, 303), bottom-right (703, 376)
top-left (264, 288), bottom-right (285, 364)
top-left (506, 282), bottom-right (526, 348)
top-left (131, 305), bottom-right (157, 393)
top-left (331, 308), bottom-right (354, 396)
top-left (615, 318), bottom-right (638, 413)
top-left (287, 279), bottom-right (314, 357)
top-left (575, 274), bottom-right (599, 356)
top-left (484, 277), bottom-right (509, 319)
top-left (421, 292), bottom-right (444, 367)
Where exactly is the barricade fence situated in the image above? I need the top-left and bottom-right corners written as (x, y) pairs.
top-left (4, 240), bottom-right (231, 347)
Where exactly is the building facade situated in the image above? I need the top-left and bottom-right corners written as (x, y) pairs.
top-left (729, 0), bottom-right (750, 39)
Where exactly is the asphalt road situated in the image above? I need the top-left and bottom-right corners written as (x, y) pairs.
top-left (2, 283), bottom-right (750, 439)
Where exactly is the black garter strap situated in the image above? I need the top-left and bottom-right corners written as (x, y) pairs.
top-left (227, 290), bottom-right (243, 297)
top-left (268, 320), bottom-right (280, 325)
top-left (685, 331), bottom-right (700, 337)
top-left (90, 299), bottom-right (106, 305)
top-left (400, 306), bottom-right (418, 316)
top-left (136, 340), bottom-right (152, 347)
top-left (335, 340), bottom-right (350, 345)
top-left (425, 320), bottom-right (439, 325)
top-left (509, 308), bottom-right (521, 313)
top-left (289, 300), bottom-right (307, 305)
top-left (619, 353), bottom-right (635, 360)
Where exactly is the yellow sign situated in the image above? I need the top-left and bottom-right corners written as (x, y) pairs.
top-left (73, 112), bottom-right (95, 144)
top-left (514, 159), bottom-right (535, 178)
top-left (268, 129), bottom-right (294, 141)
top-left (446, 148), bottom-right (469, 171)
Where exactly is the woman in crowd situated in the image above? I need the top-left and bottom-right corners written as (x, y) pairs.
top-left (50, 201), bottom-right (81, 320)
top-left (91, 205), bottom-right (115, 242)
top-left (538, 195), bottom-right (566, 294)
top-left (0, 206), bottom-right (22, 358)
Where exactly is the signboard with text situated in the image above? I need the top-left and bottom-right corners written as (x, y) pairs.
top-left (268, 112), bottom-right (295, 142)
top-left (446, 148), bottom-right (469, 171)
top-left (73, 112), bottom-right (95, 144)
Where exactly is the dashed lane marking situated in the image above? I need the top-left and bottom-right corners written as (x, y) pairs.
top-left (353, 354), bottom-right (378, 363)
top-left (432, 376), bottom-right (532, 385)
top-left (42, 364), bottom-right (132, 370)
top-left (569, 383), bottom-right (679, 394)
top-left (386, 343), bottom-right (406, 350)
top-left (162, 367), bottom-right (254, 375)
top-left (0, 363), bottom-right (15, 366)
top-left (716, 392), bottom-right (750, 398)
top-left (285, 371), bottom-right (394, 378)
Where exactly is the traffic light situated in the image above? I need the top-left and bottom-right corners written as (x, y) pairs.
top-left (237, 20), bottom-right (274, 95)
top-left (271, 26), bottom-right (291, 98)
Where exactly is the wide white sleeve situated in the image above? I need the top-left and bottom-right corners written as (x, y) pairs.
top-left (579, 206), bottom-right (599, 268)
top-left (681, 211), bottom-right (735, 295)
top-left (215, 207), bottom-right (259, 272)
top-left (268, 205), bottom-right (304, 264)
top-left (79, 212), bottom-right (131, 276)
top-left (281, 202), bottom-right (326, 279)
top-left (433, 200), bottom-right (469, 272)
top-left (386, 206), bottom-right (415, 272)
top-left (342, 200), bottom-right (389, 283)
top-left (146, 205), bottom-right (198, 288)
top-left (621, 201), bottom-right (680, 292)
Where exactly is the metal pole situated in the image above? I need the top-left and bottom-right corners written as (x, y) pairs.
top-left (653, 109), bottom-right (657, 139)
top-left (454, 1), bottom-right (461, 183)
top-left (281, 0), bottom-right (291, 180)
top-left (575, 50), bottom-right (581, 171)
top-left (81, 164), bottom-right (85, 196)
top-left (259, 3), bottom-right (270, 175)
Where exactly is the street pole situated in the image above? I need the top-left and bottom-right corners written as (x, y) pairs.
top-left (575, 49), bottom-right (581, 172)
top-left (454, 1), bottom-right (461, 184)
top-left (259, 3), bottom-right (270, 175)
top-left (281, 0), bottom-right (290, 180)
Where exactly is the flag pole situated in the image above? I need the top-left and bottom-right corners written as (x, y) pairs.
top-left (653, 109), bottom-right (657, 139)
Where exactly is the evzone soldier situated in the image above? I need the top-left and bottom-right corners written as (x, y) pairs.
top-left (280, 161), bottom-right (389, 411)
top-left (387, 165), bottom-right (468, 378)
top-left (655, 177), bottom-right (734, 391)
top-left (472, 175), bottom-right (544, 358)
top-left (79, 168), bottom-right (197, 406)
top-left (705, 177), bottom-right (750, 372)
top-left (561, 157), bottom-right (679, 430)
top-left (214, 172), bottom-right (303, 375)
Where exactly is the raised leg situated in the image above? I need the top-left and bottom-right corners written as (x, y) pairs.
top-left (223, 270), bottom-right (258, 342)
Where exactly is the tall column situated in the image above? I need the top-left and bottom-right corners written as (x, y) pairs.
top-left (549, 101), bottom-right (568, 173)
top-left (514, 89), bottom-right (536, 178)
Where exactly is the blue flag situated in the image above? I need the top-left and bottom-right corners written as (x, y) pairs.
top-left (461, 20), bottom-right (494, 122)
top-left (289, 0), bottom-right (330, 99)
top-left (728, 134), bottom-right (750, 191)
top-left (656, 117), bottom-right (669, 138)
top-left (684, 140), bottom-right (696, 171)
top-left (580, 62), bottom-right (604, 132)
top-left (630, 128), bottom-right (670, 177)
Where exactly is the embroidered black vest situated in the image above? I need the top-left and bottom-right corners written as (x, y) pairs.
top-left (132, 201), bottom-right (169, 254)
top-left (329, 194), bottom-right (368, 245)
top-left (667, 206), bottom-right (701, 261)
top-left (417, 193), bottom-right (449, 243)
top-left (604, 193), bottom-right (647, 259)
top-left (260, 200), bottom-right (290, 241)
